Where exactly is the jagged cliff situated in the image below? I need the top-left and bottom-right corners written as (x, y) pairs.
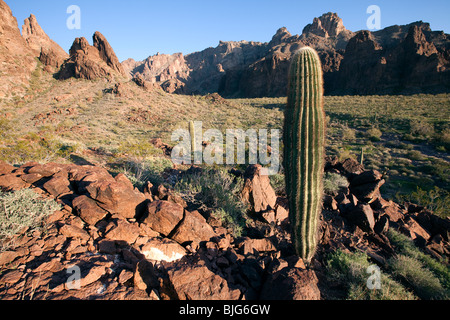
top-left (0, 0), bottom-right (37, 99)
top-left (124, 12), bottom-right (450, 97)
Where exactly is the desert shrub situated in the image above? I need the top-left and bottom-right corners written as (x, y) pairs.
top-left (396, 186), bottom-right (449, 218)
top-left (0, 189), bottom-right (61, 252)
top-left (338, 147), bottom-right (355, 162)
top-left (387, 229), bottom-right (450, 291)
top-left (0, 117), bottom-right (13, 138)
top-left (435, 128), bottom-right (450, 151)
top-left (406, 150), bottom-right (426, 161)
top-left (326, 249), bottom-right (416, 300)
top-left (389, 255), bottom-right (447, 300)
top-left (0, 132), bottom-right (80, 164)
top-left (116, 139), bottom-right (162, 160)
top-left (174, 167), bottom-right (248, 236)
top-left (409, 120), bottom-right (435, 138)
top-left (365, 128), bottom-right (383, 142)
top-left (116, 157), bottom-right (173, 190)
top-left (269, 173), bottom-right (286, 196)
top-left (342, 127), bottom-right (356, 141)
top-left (323, 172), bottom-right (349, 195)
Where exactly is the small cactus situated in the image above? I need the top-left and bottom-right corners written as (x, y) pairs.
top-left (283, 47), bottom-right (326, 263)
top-left (189, 120), bottom-right (196, 156)
top-left (360, 147), bottom-right (365, 166)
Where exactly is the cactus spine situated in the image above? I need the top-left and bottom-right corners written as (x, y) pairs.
top-left (283, 47), bottom-right (325, 263)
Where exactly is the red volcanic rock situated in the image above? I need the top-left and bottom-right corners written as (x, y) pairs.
top-left (59, 32), bottom-right (126, 80)
top-left (93, 31), bottom-right (126, 76)
top-left (22, 14), bottom-right (68, 70)
top-left (0, 0), bottom-right (37, 99)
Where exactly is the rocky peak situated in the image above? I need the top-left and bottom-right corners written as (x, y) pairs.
top-left (60, 32), bottom-right (126, 80)
top-left (93, 31), bottom-right (126, 76)
top-left (270, 27), bottom-right (293, 46)
top-left (22, 14), bottom-right (45, 53)
top-left (346, 30), bottom-right (382, 53)
top-left (0, 0), bottom-right (37, 99)
top-left (404, 25), bottom-right (438, 57)
top-left (302, 12), bottom-right (347, 38)
top-left (22, 14), bottom-right (68, 70)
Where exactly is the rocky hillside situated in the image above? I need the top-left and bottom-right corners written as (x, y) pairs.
top-left (124, 12), bottom-right (450, 97)
top-left (59, 32), bottom-right (127, 81)
top-left (0, 0), bottom-right (37, 99)
top-left (0, 157), bottom-right (448, 300)
top-left (0, 0), bottom-right (127, 102)
top-left (22, 13), bottom-right (68, 73)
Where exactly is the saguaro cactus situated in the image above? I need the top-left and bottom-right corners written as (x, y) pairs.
top-left (189, 120), bottom-right (196, 155)
top-left (283, 46), bottom-right (326, 263)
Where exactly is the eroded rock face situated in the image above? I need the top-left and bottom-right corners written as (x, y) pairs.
top-left (123, 13), bottom-right (448, 97)
top-left (22, 14), bottom-right (68, 70)
top-left (260, 268), bottom-right (321, 300)
top-left (59, 32), bottom-right (126, 80)
top-left (0, 0), bottom-right (37, 99)
top-left (93, 31), bottom-right (126, 76)
top-left (241, 165), bottom-right (277, 214)
top-left (334, 23), bottom-right (450, 94)
top-left (302, 12), bottom-right (350, 38)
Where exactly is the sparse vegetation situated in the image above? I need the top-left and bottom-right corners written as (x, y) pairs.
top-left (174, 167), bottom-right (248, 236)
top-left (389, 255), bottom-right (447, 300)
top-left (0, 189), bottom-right (61, 252)
top-left (323, 172), bottom-right (349, 195)
top-left (387, 229), bottom-right (450, 291)
top-left (326, 249), bottom-right (416, 300)
top-left (396, 186), bottom-right (449, 218)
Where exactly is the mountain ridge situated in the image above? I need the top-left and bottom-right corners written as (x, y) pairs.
top-left (0, 1), bottom-right (449, 99)
top-left (124, 12), bottom-right (450, 97)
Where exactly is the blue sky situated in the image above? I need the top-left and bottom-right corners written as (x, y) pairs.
top-left (5, 0), bottom-right (450, 62)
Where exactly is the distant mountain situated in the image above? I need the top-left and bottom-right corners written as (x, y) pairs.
top-left (1, 0), bottom-right (448, 99)
top-left (124, 12), bottom-right (450, 97)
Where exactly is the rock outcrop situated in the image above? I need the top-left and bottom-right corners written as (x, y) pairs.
top-left (302, 12), bottom-right (349, 38)
top-left (124, 13), bottom-right (449, 97)
top-left (127, 40), bottom-right (268, 94)
top-left (332, 23), bottom-right (450, 94)
top-left (22, 14), bottom-right (68, 71)
top-left (92, 31), bottom-right (126, 77)
top-left (0, 158), bottom-right (449, 301)
top-left (123, 53), bottom-right (189, 85)
top-left (59, 32), bottom-right (126, 80)
top-left (0, 0), bottom-right (37, 99)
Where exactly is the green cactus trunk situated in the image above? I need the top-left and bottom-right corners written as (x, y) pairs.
top-left (189, 120), bottom-right (196, 156)
top-left (283, 47), bottom-right (325, 263)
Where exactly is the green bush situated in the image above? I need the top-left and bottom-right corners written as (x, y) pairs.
top-left (174, 167), bottom-right (248, 236)
top-left (0, 189), bottom-right (61, 252)
top-left (115, 157), bottom-right (173, 190)
top-left (342, 127), bottom-right (356, 141)
top-left (269, 173), bottom-right (286, 196)
top-left (389, 255), bottom-right (447, 300)
top-left (326, 249), bottom-right (416, 300)
top-left (365, 128), bottom-right (383, 142)
top-left (116, 139), bottom-right (162, 160)
top-left (396, 186), bottom-right (449, 218)
top-left (409, 120), bottom-right (435, 137)
top-left (323, 172), bottom-right (349, 195)
top-left (406, 150), bottom-right (426, 161)
top-left (387, 229), bottom-right (450, 293)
